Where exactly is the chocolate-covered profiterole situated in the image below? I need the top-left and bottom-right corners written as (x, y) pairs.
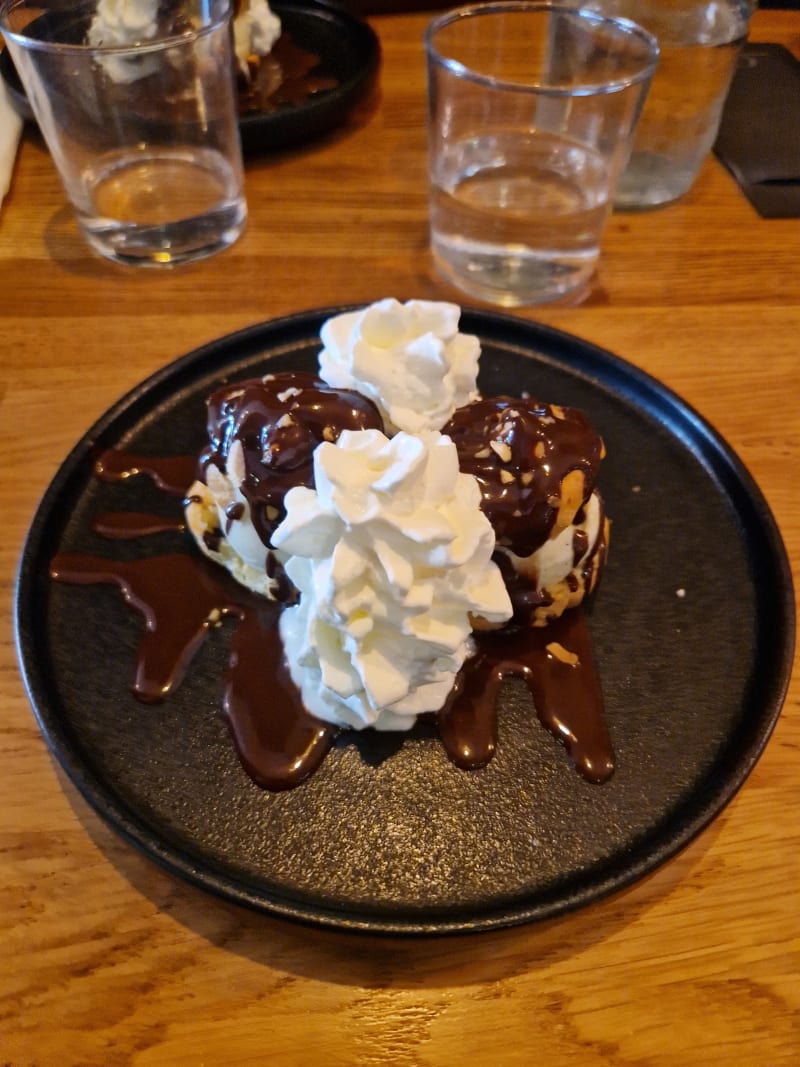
top-left (444, 396), bottom-right (609, 627)
top-left (184, 372), bottom-right (384, 598)
top-left (200, 371), bottom-right (383, 543)
top-left (444, 396), bottom-right (605, 556)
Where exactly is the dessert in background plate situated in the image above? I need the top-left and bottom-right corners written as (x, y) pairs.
top-left (50, 299), bottom-right (614, 789)
top-left (87, 0), bottom-right (337, 112)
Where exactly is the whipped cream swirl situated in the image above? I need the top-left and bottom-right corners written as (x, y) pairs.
top-left (272, 428), bottom-right (512, 731)
top-left (88, 0), bottom-right (161, 83)
top-left (233, 0), bottom-right (281, 77)
top-left (318, 298), bottom-right (480, 436)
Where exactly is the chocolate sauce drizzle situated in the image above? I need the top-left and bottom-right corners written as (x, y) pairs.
top-left (49, 446), bottom-right (614, 790)
top-left (440, 616), bottom-right (613, 784)
top-left (238, 33), bottom-right (339, 115)
top-left (199, 372), bottom-right (383, 546)
top-left (444, 396), bottom-right (605, 556)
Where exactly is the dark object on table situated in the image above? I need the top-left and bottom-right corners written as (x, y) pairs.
top-left (714, 42), bottom-right (800, 217)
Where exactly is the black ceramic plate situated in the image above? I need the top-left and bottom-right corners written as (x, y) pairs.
top-left (15, 308), bottom-right (794, 936)
top-left (0, 2), bottom-right (380, 154)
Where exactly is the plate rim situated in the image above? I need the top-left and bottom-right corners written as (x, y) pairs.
top-left (14, 306), bottom-right (796, 936)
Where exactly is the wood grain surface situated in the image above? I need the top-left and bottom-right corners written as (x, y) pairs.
top-left (1, 9), bottom-right (798, 1066)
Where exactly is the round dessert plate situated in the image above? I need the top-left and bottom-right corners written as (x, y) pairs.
top-left (0, 1), bottom-right (380, 154)
top-left (15, 308), bottom-right (794, 936)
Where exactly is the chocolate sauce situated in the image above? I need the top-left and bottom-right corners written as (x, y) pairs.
top-left (50, 411), bottom-right (613, 790)
top-left (238, 34), bottom-right (339, 114)
top-left (95, 450), bottom-right (196, 497)
top-left (91, 512), bottom-right (185, 538)
top-left (444, 397), bottom-right (605, 556)
top-left (224, 603), bottom-right (335, 789)
top-left (49, 546), bottom-right (336, 789)
top-left (439, 614), bottom-right (613, 784)
top-left (200, 372), bottom-right (383, 546)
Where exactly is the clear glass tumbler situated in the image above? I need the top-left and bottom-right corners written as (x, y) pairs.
top-left (582, 0), bottom-right (755, 208)
top-left (0, 0), bottom-right (247, 265)
top-left (425, 2), bottom-right (659, 307)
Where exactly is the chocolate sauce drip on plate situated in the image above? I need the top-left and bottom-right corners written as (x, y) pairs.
top-left (49, 549), bottom-right (336, 789)
top-left (224, 605), bottom-right (335, 790)
top-left (95, 449), bottom-right (196, 497)
top-left (444, 396), bottom-right (604, 556)
top-left (52, 410), bottom-right (612, 790)
top-left (439, 613), bottom-right (614, 784)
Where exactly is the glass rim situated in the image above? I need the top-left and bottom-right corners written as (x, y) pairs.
top-left (424, 1), bottom-right (660, 98)
top-left (0, 0), bottom-right (231, 55)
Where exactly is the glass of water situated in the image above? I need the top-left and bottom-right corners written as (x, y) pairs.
top-left (581, 1), bottom-right (754, 209)
top-left (425, 2), bottom-right (658, 306)
top-left (0, 0), bottom-right (247, 266)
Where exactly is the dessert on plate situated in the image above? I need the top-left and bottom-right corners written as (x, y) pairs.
top-left (87, 0), bottom-right (334, 113)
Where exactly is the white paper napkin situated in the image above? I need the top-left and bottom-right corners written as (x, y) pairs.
top-left (0, 78), bottom-right (23, 211)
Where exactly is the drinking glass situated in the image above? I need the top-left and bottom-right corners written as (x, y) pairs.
top-left (0, 0), bottom-right (247, 265)
top-left (425, 1), bottom-right (659, 306)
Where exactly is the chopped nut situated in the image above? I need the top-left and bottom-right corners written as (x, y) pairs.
top-left (277, 413), bottom-right (295, 429)
top-left (277, 387), bottom-right (302, 403)
top-left (228, 439), bottom-right (246, 485)
top-left (521, 471), bottom-right (533, 486)
top-left (546, 641), bottom-right (579, 666)
top-left (499, 469), bottom-right (514, 484)
top-left (490, 439), bottom-right (512, 463)
top-left (474, 447), bottom-right (491, 459)
top-left (266, 505), bottom-right (280, 521)
top-left (322, 426), bottom-right (336, 442)
top-left (534, 441), bottom-right (545, 459)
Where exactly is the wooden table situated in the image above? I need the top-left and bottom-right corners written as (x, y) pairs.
top-left (1, 8), bottom-right (798, 1064)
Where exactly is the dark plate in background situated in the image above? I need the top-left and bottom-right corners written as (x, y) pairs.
top-left (238, 0), bottom-right (380, 152)
top-left (14, 308), bottom-right (794, 935)
top-left (0, 1), bottom-right (380, 153)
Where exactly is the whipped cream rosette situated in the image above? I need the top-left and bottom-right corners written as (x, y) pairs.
top-left (232, 0), bottom-right (281, 79)
top-left (272, 428), bottom-right (512, 731)
top-left (318, 298), bottom-right (480, 435)
top-left (88, 0), bottom-right (162, 83)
